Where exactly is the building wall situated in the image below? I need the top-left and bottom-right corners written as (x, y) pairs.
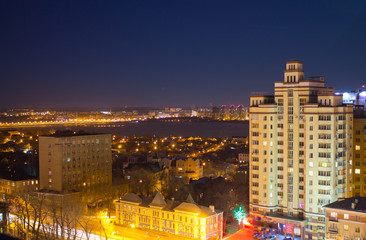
top-left (238, 153), bottom-right (249, 163)
top-left (325, 208), bottom-right (366, 240)
top-left (115, 201), bottom-right (223, 240)
top-left (39, 134), bottom-right (112, 192)
top-left (172, 158), bottom-right (203, 182)
top-left (249, 61), bottom-right (353, 239)
top-left (352, 118), bottom-right (366, 197)
top-left (0, 178), bottom-right (38, 198)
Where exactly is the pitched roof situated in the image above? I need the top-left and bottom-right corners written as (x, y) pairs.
top-left (324, 197), bottom-right (366, 212)
top-left (186, 193), bottom-right (195, 204)
top-left (117, 191), bottom-right (221, 217)
top-left (121, 193), bottom-right (142, 204)
top-left (149, 192), bottom-right (167, 208)
top-left (174, 202), bottom-right (202, 214)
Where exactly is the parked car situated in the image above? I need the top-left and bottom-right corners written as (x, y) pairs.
top-left (252, 232), bottom-right (261, 238)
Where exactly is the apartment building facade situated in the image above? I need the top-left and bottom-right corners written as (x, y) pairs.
top-left (115, 192), bottom-right (223, 239)
top-left (249, 61), bottom-right (353, 239)
top-left (324, 197), bottom-right (366, 240)
top-left (352, 111), bottom-right (366, 197)
top-left (0, 177), bottom-right (38, 199)
top-left (170, 158), bottom-right (203, 182)
top-left (39, 131), bottom-right (112, 192)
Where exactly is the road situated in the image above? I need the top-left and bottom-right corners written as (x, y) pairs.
top-left (9, 213), bottom-right (198, 240)
top-left (0, 118), bottom-right (138, 128)
top-left (224, 227), bottom-right (255, 240)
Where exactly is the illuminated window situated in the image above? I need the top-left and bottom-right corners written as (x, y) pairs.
top-left (344, 214), bottom-right (349, 219)
top-left (309, 162), bottom-right (313, 167)
top-left (356, 169), bottom-right (361, 174)
top-left (356, 145), bottom-right (361, 150)
top-left (309, 171), bottom-right (313, 176)
top-left (344, 224), bottom-right (348, 231)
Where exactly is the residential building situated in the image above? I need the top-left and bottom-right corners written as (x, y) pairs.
top-left (0, 176), bottom-right (38, 200)
top-left (249, 61), bottom-right (353, 239)
top-left (352, 106), bottom-right (366, 197)
top-left (170, 158), bottom-right (203, 183)
top-left (238, 153), bottom-right (249, 163)
top-left (324, 197), bottom-right (366, 240)
top-left (115, 192), bottom-right (223, 239)
top-left (213, 105), bottom-right (248, 121)
top-left (0, 201), bottom-right (9, 234)
top-left (39, 131), bottom-right (112, 193)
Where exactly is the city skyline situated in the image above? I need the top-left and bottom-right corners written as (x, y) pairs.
top-left (1, 1), bottom-right (366, 108)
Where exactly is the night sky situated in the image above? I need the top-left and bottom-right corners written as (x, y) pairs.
top-left (1, 1), bottom-right (366, 109)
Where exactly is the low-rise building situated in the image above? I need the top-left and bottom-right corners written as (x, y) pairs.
top-left (238, 153), bottom-right (249, 163)
top-left (170, 158), bottom-right (203, 183)
top-left (324, 197), bottom-right (366, 240)
top-left (115, 192), bottom-right (223, 239)
top-left (0, 175), bottom-right (38, 200)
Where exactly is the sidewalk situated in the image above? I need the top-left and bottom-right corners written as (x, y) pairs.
top-left (225, 220), bottom-right (241, 234)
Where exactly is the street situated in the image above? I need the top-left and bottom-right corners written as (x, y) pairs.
top-left (224, 227), bottom-right (256, 240)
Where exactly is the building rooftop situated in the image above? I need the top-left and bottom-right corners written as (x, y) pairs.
top-left (149, 192), bottom-right (166, 208)
top-left (0, 234), bottom-right (21, 240)
top-left (324, 197), bottom-right (366, 213)
top-left (0, 172), bottom-right (37, 181)
top-left (121, 193), bottom-right (143, 204)
top-left (117, 191), bottom-right (222, 217)
top-left (41, 130), bottom-right (107, 138)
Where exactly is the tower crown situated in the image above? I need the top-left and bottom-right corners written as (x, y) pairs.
top-left (284, 61), bottom-right (304, 83)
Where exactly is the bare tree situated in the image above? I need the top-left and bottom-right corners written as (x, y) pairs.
top-left (78, 216), bottom-right (94, 240)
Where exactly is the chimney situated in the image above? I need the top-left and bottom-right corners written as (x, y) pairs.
top-left (209, 205), bottom-right (215, 212)
top-left (352, 198), bottom-right (359, 209)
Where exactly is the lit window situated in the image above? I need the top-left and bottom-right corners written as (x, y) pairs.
top-left (344, 214), bottom-right (349, 219)
top-left (356, 169), bottom-right (361, 174)
top-left (330, 212), bottom-right (337, 218)
top-left (356, 145), bottom-right (361, 150)
top-left (309, 162), bottom-right (313, 167)
top-left (309, 171), bottom-right (313, 176)
top-left (344, 224), bottom-right (348, 231)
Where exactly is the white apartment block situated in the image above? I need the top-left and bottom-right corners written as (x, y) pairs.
top-left (249, 61), bottom-right (353, 239)
top-left (39, 131), bottom-right (112, 193)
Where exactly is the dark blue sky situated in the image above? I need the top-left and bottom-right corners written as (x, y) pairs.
top-left (1, 0), bottom-right (366, 109)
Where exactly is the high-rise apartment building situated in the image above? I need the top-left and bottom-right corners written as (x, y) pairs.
top-left (39, 131), bottom-right (112, 193)
top-left (352, 107), bottom-right (366, 197)
top-left (249, 61), bottom-right (353, 239)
